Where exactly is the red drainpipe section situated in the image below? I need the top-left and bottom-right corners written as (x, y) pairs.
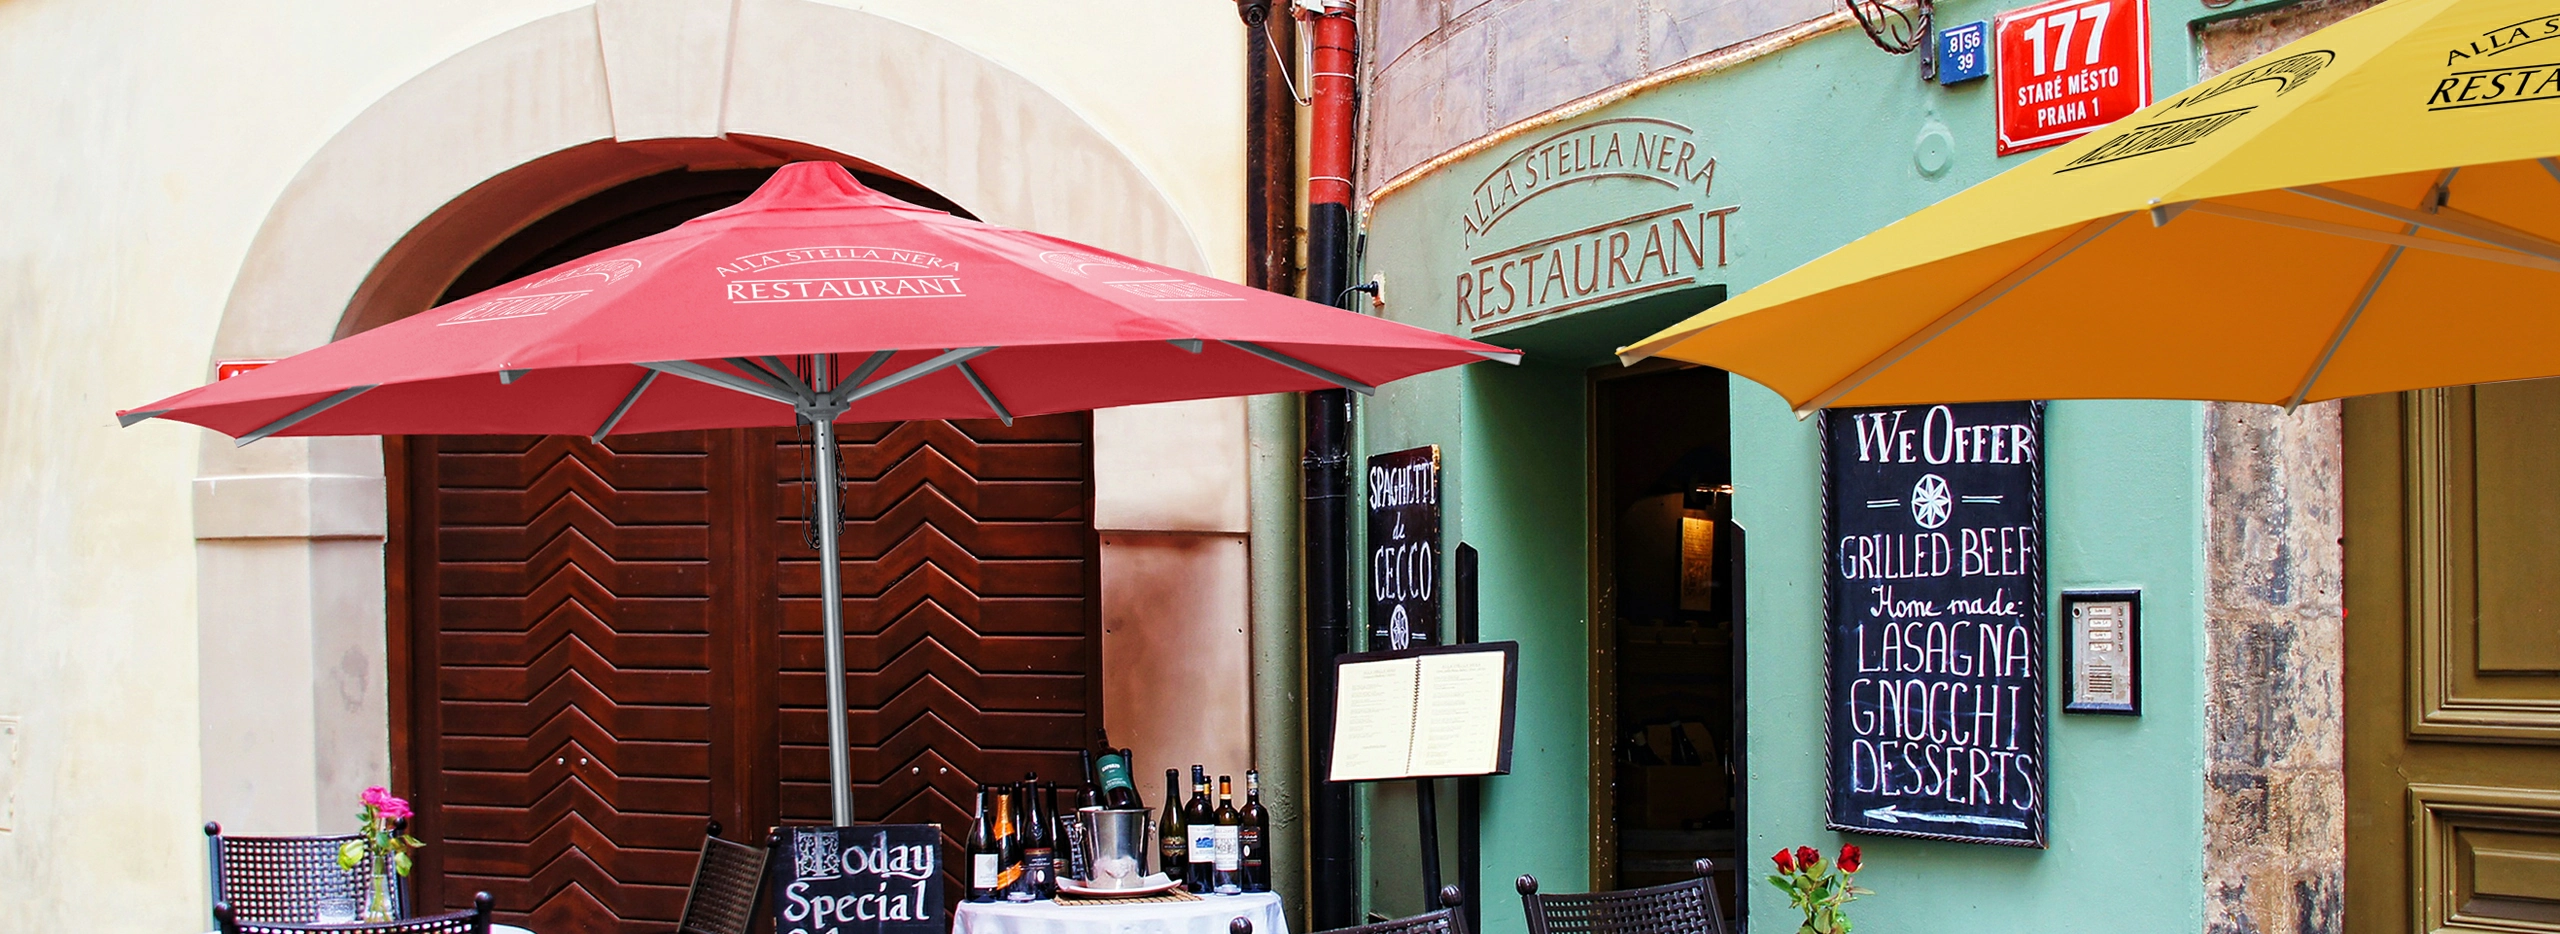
top-left (1307, 2), bottom-right (1358, 214)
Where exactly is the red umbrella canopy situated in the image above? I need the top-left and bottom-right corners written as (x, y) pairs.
top-left (123, 162), bottom-right (1517, 441)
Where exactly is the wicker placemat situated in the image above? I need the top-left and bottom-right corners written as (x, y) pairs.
top-left (1055, 889), bottom-right (1204, 905)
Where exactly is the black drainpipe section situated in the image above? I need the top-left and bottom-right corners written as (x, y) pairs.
top-left (1303, 213), bottom-right (1355, 929)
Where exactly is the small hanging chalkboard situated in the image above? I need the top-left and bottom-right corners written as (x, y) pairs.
top-left (1823, 402), bottom-right (2047, 847)
top-left (774, 824), bottom-right (944, 934)
top-left (1368, 445), bottom-right (1443, 650)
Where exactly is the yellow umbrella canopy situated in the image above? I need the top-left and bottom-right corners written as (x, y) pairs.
top-left (1621, 0), bottom-right (2560, 414)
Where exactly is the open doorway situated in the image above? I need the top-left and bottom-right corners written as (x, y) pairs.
top-left (1591, 362), bottom-right (1741, 924)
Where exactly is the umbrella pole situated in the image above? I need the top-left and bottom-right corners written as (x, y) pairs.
top-left (809, 355), bottom-right (857, 826)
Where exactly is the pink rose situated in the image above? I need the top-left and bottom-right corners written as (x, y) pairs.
top-left (361, 786), bottom-right (413, 822)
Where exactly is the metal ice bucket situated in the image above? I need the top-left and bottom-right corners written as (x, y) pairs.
top-left (1079, 807), bottom-right (1153, 882)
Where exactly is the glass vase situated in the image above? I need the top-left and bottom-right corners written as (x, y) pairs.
top-left (364, 851), bottom-right (397, 923)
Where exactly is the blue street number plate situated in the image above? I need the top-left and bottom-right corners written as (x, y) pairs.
top-left (1939, 21), bottom-right (1989, 84)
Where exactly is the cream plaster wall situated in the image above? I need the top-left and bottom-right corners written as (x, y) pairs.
top-left (0, 2), bottom-right (1251, 930)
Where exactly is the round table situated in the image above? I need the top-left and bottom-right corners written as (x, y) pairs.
top-left (955, 892), bottom-right (1288, 934)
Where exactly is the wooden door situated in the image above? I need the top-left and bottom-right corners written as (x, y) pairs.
top-left (393, 432), bottom-right (760, 934)
top-left (2345, 385), bottom-right (2560, 933)
top-left (769, 416), bottom-right (1100, 898)
top-left (392, 417), bottom-right (1097, 932)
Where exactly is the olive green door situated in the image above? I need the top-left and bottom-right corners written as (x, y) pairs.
top-left (2346, 385), bottom-right (2560, 933)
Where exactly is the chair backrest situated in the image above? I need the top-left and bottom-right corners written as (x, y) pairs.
top-left (1516, 859), bottom-right (1726, 934)
top-left (675, 822), bottom-right (773, 934)
top-left (205, 821), bottom-right (408, 926)
top-left (1319, 885), bottom-right (1471, 934)
top-left (215, 892), bottom-right (491, 934)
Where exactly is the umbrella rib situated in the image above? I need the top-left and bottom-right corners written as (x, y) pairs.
top-left (236, 384), bottom-right (379, 447)
top-left (727, 356), bottom-right (812, 402)
top-left (642, 359), bottom-right (799, 405)
top-left (826, 350), bottom-right (899, 405)
top-left (1170, 339), bottom-right (1205, 353)
top-left (2542, 158), bottom-right (2560, 187)
top-left (591, 370), bottom-right (660, 442)
top-left (956, 361), bottom-right (1014, 426)
top-left (2285, 228), bottom-right (2411, 412)
top-left (1222, 340), bottom-right (1377, 395)
top-left (117, 408), bottom-right (168, 428)
top-left (2184, 202), bottom-right (2560, 274)
top-left (2285, 185), bottom-right (2560, 262)
top-left (834, 347), bottom-right (995, 407)
top-left (758, 356), bottom-right (803, 389)
top-left (1794, 214), bottom-right (2126, 416)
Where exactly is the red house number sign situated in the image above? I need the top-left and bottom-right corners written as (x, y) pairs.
top-left (1995, 0), bottom-right (2151, 155)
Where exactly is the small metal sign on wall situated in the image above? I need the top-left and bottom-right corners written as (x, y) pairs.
top-left (1994, 0), bottom-right (2153, 154)
top-left (1368, 445), bottom-right (1442, 651)
top-left (1822, 402), bottom-right (2048, 847)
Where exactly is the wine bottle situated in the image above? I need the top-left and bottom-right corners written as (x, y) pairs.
top-left (1097, 744), bottom-right (1139, 810)
top-left (1184, 766), bottom-right (1215, 892)
top-left (968, 784), bottom-right (1001, 903)
top-left (996, 785), bottom-right (1030, 900)
top-left (1212, 775), bottom-right (1243, 895)
top-left (1020, 775), bottom-right (1056, 899)
top-left (1158, 768), bottom-right (1188, 885)
top-left (1054, 781), bottom-right (1091, 884)
top-left (1122, 748), bottom-right (1143, 810)
top-left (1240, 770), bottom-right (1269, 892)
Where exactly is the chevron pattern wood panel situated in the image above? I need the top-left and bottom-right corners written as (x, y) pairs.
top-left (771, 416), bottom-right (1097, 904)
top-left (411, 434), bottom-right (722, 934)
top-left (397, 416), bottom-right (1096, 931)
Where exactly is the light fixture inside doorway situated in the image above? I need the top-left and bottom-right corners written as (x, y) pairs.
top-left (1843, 0), bottom-right (1933, 55)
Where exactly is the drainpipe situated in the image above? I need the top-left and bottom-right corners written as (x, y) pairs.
top-left (1237, 0), bottom-right (1309, 922)
top-left (1298, 0), bottom-right (1360, 928)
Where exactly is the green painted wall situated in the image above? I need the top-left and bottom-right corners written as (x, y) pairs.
top-left (1348, 1), bottom-right (2257, 931)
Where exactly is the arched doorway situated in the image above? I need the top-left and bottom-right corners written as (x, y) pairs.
top-left (384, 168), bottom-right (1098, 932)
top-left (189, 7), bottom-right (1240, 930)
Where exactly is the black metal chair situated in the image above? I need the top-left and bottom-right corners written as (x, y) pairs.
top-left (215, 893), bottom-right (491, 934)
top-left (205, 821), bottom-right (408, 926)
top-left (674, 821), bottom-right (773, 934)
top-left (1329, 886), bottom-right (1471, 934)
top-left (1517, 859), bottom-right (1726, 934)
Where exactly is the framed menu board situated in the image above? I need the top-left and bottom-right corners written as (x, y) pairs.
top-left (1327, 641), bottom-right (1518, 782)
top-left (1822, 402), bottom-right (2047, 847)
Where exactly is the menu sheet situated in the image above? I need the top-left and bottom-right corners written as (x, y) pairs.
top-left (1327, 644), bottom-right (1514, 782)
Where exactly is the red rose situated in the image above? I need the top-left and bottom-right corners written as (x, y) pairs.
top-left (1795, 846), bottom-right (1820, 870)
top-left (1838, 844), bottom-right (1862, 873)
top-left (1772, 848), bottom-right (1797, 873)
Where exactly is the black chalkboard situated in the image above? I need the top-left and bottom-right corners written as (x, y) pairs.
top-left (1823, 402), bottom-right (2046, 847)
top-left (775, 825), bottom-right (944, 934)
top-left (1368, 445), bottom-right (1442, 650)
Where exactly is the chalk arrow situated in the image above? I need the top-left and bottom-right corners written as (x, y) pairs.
top-left (1862, 805), bottom-right (2028, 830)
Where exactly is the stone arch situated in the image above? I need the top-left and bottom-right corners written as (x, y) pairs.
top-left (192, 0), bottom-right (1209, 832)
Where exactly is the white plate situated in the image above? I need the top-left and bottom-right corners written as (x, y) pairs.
top-left (1058, 878), bottom-right (1184, 897)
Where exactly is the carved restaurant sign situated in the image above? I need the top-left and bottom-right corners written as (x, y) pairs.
top-left (1454, 117), bottom-right (1738, 335)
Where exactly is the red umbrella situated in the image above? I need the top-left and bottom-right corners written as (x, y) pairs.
top-left (121, 161), bottom-right (1518, 824)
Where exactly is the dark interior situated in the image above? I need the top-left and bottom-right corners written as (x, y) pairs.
top-left (1596, 364), bottom-right (1740, 923)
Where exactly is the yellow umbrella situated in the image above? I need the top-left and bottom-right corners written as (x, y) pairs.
top-left (1620, 0), bottom-right (2560, 414)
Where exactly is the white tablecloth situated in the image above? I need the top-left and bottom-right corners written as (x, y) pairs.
top-left (956, 892), bottom-right (1288, 934)
top-left (204, 923), bottom-right (532, 933)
